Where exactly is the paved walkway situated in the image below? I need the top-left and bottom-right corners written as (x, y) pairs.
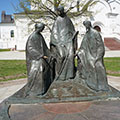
top-left (0, 51), bottom-right (25, 60)
top-left (0, 76), bottom-right (120, 103)
top-left (104, 50), bottom-right (120, 57)
top-left (0, 78), bottom-right (27, 103)
top-left (0, 50), bottom-right (120, 60)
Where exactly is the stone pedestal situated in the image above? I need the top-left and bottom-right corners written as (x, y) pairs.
top-left (7, 100), bottom-right (120, 120)
top-left (0, 80), bottom-right (120, 120)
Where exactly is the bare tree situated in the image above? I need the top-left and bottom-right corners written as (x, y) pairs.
top-left (17, 0), bottom-right (110, 21)
top-left (14, 0), bottom-right (111, 31)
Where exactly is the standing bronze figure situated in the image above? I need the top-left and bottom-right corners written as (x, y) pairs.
top-left (25, 23), bottom-right (52, 96)
top-left (50, 6), bottom-right (78, 81)
top-left (77, 20), bottom-right (109, 91)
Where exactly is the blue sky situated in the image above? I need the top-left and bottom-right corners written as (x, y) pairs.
top-left (0, 0), bottom-right (20, 22)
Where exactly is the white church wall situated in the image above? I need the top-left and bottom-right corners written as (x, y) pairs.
top-left (0, 23), bottom-right (17, 49)
top-left (90, 1), bottom-right (120, 40)
top-left (14, 15), bottom-right (31, 50)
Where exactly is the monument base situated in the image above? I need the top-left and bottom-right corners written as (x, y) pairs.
top-left (1, 100), bottom-right (120, 120)
top-left (0, 79), bottom-right (120, 120)
top-left (4, 79), bottom-right (120, 104)
top-left (42, 79), bottom-right (120, 102)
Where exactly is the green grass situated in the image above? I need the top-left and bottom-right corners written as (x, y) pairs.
top-left (0, 60), bottom-right (27, 82)
top-left (0, 57), bottom-right (119, 82)
top-left (104, 57), bottom-right (120, 76)
top-left (0, 49), bottom-right (10, 52)
top-left (75, 57), bottom-right (120, 76)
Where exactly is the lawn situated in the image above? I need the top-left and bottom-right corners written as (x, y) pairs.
top-left (0, 57), bottom-right (119, 82)
top-left (75, 57), bottom-right (120, 76)
top-left (104, 57), bottom-right (120, 76)
top-left (0, 49), bottom-right (10, 52)
top-left (0, 60), bottom-right (27, 82)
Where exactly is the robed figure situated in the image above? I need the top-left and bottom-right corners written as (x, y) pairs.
top-left (50, 6), bottom-right (77, 81)
top-left (25, 23), bottom-right (52, 97)
top-left (77, 20), bottom-right (109, 91)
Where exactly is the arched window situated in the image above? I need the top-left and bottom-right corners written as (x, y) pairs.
top-left (10, 30), bottom-right (14, 37)
top-left (94, 26), bottom-right (101, 32)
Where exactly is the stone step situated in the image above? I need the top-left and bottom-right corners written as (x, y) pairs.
top-left (104, 38), bottom-right (120, 50)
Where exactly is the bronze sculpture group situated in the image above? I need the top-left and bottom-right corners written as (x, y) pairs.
top-left (25, 6), bottom-right (109, 97)
top-left (1, 6), bottom-right (120, 120)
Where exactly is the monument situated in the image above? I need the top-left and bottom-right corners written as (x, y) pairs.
top-left (0, 6), bottom-right (120, 120)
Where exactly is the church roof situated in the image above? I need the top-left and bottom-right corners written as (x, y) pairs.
top-left (1, 11), bottom-right (14, 23)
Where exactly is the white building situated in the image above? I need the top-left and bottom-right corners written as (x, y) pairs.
top-left (0, 11), bottom-right (17, 50)
top-left (13, 13), bottom-right (31, 50)
top-left (0, 1), bottom-right (120, 50)
top-left (91, 1), bottom-right (120, 39)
